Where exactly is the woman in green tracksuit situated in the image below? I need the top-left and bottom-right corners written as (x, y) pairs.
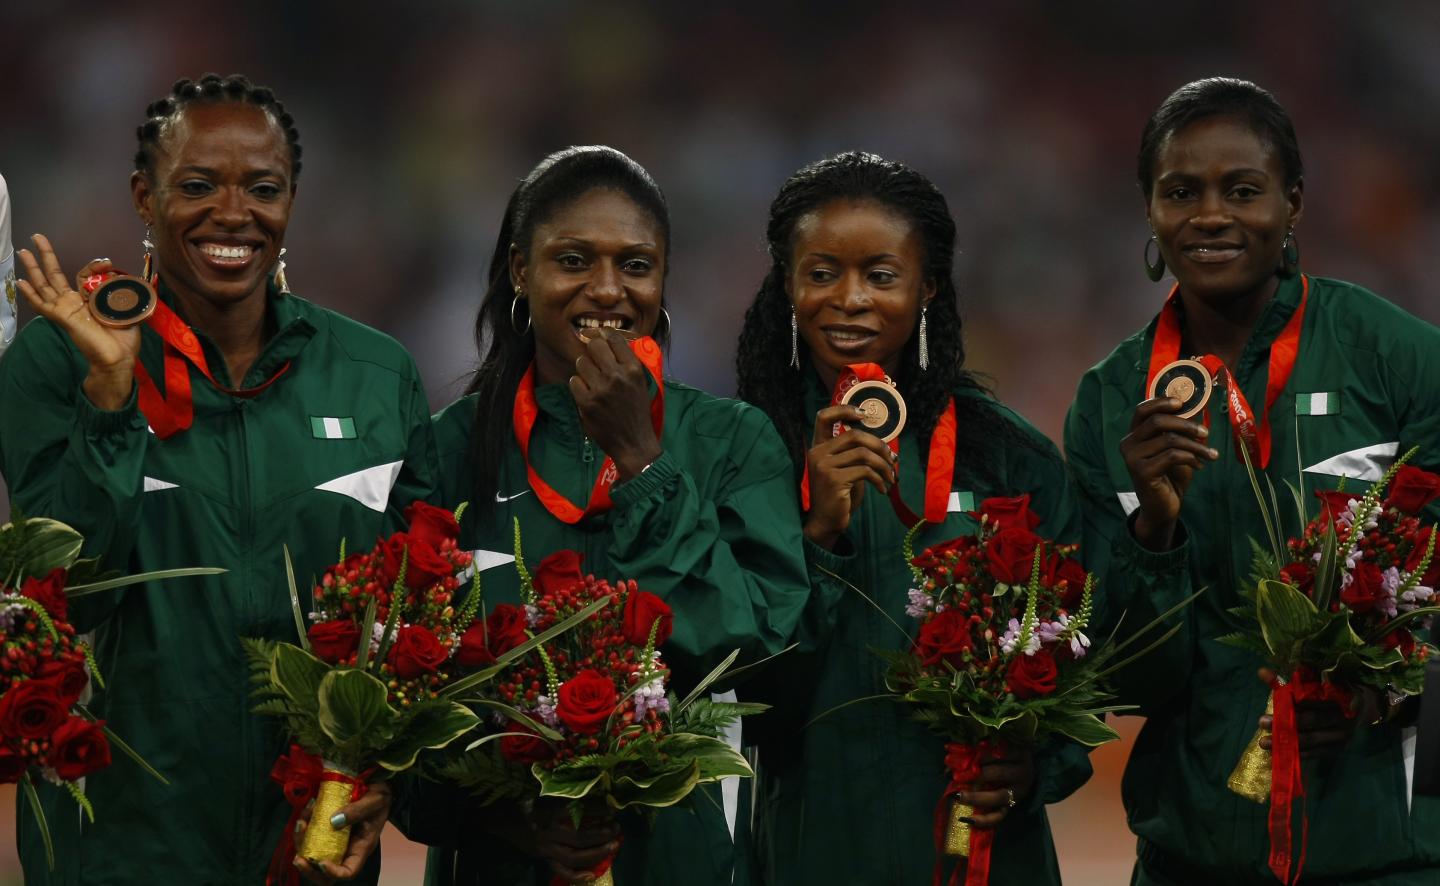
top-left (1065, 77), bottom-right (1440, 884)
top-left (402, 145), bottom-right (811, 885)
top-left (0, 75), bottom-right (435, 885)
top-left (735, 151), bottom-right (1092, 884)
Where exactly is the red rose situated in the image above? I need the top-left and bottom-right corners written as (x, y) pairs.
top-left (1387, 466), bottom-right (1440, 515)
top-left (37, 658), bottom-right (89, 706)
top-left (486, 605), bottom-right (530, 656)
top-left (622, 591), bottom-right (673, 646)
top-left (557, 669), bottom-right (618, 735)
top-left (1279, 561), bottom-right (1316, 599)
top-left (1315, 490), bottom-right (1357, 525)
top-left (21, 568), bottom-right (68, 621)
top-left (1046, 555), bottom-right (1090, 609)
top-left (1005, 648), bottom-right (1059, 699)
top-left (914, 610), bottom-right (974, 668)
top-left (48, 716), bottom-right (110, 781)
top-left (454, 623), bottom-right (495, 667)
top-left (984, 527), bottom-right (1042, 585)
top-left (387, 625), bottom-right (449, 679)
top-left (0, 746), bottom-right (28, 784)
top-left (499, 724), bottom-right (553, 764)
top-left (404, 501), bottom-right (461, 550)
top-left (1340, 561), bottom-right (1387, 614)
top-left (1382, 629), bottom-right (1418, 658)
top-left (376, 533), bottom-right (451, 590)
top-left (976, 495), bottom-right (1041, 532)
top-left (308, 621), bottom-right (361, 664)
top-left (534, 551), bottom-right (585, 597)
top-left (0, 679), bottom-right (70, 740)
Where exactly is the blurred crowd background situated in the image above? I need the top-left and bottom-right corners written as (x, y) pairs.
top-left (3, 0), bottom-right (1439, 881)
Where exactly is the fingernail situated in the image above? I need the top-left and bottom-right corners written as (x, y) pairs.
top-left (330, 812), bottom-right (348, 829)
top-left (1196, 426), bottom-right (1209, 437)
top-left (1209, 448), bottom-right (1220, 458)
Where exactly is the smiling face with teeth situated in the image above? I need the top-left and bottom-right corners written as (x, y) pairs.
top-left (786, 199), bottom-right (934, 392)
top-left (131, 102), bottom-right (294, 316)
top-left (1147, 115), bottom-right (1303, 310)
top-left (510, 188), bottom-right (666, 387)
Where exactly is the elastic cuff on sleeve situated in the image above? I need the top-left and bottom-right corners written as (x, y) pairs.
top-left (611, 450), bottom-right (678, 509)
top-left (1116, 512), bottom-right (1191, 574)
top-left (805, 533), bottom-right (856, 576)
top-left (76, 382), bottom-right (143, 435)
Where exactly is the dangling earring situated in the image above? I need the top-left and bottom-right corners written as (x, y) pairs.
top-left (274, 247), bottom-right (291, 295)
top-left (510, 286), bottom-right (531, 334)
top-left (141, 226), bottom-right (155, 281)
top-left (1278, 229), bottom-right (1300, 278)
top-left (657, 307), bottom-right (672, 340)
top-left (1144, 233), bottom-right (1165, 282)
top-left (918, 306), bottom-right (930, 371)
top-left (789, 308), bottom-right (799, 369)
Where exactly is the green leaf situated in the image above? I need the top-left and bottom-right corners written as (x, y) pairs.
top-left (317, 668), bottom-right (396, 752)
top-left (356, 596), bottom-right (378, 672)
top-left (442, 596), bottom-right (610, 699)
top-left (62, 566), bottom-right (227, 597)
top-left (676, 649), bottom-right (741, 714)
top-left (466, 699), bottom-right (563, 742)
top-left (272, 643), bottom-right (330, 716)
top-left (4, 517), bottom-right (84, 580)
top-left (20, 774), bottom-right (54, 871)
top-left (284, 546), bottom-right (311, 652)
top-left (377, 700), bottom-right (479, 771)
top-left (1049, 712), bottom-right (1122, 747)
top-left (661, 732), bottom-right (754, 781)
top-left (1255, 578), bottom-right (1321, 662)
top-left (609, 759), bottom-right (701, 810)
top-left (533, 763), bottom-right (605, 799)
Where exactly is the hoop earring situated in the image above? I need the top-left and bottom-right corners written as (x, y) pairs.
top-left (657, 307), bottom-right (672, 340)
top-left (141, 226), bottom-right (155, 281)
top-left (1144, 233), bottom-right (1165, 282)
top-left (274, 247), bottom-right (291, 295)
top-left (1279, 229), bottom-right (1300, 278)
top-left (918, 306), bottom-right (929, 371)
top-left (510, 287), bottom-right (531, 334)
top-left (789, 308), bottom-right (799, 369)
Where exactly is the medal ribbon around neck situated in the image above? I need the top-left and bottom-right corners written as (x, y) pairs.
top-left (132, 281), bottom-right (292, 439)
top-left (1144, 275), bottom-right (1308, 469)
top-left (800, 362), bottom-right (954, 527)
top-left (513, 336), bottom-right (665, 524)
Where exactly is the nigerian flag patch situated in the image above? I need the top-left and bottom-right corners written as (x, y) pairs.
top-left (311, 416), bottom-right (357, 439)
top-left (1295, 393), bottom-right (1339, 416)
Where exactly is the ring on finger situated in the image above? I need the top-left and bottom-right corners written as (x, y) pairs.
top-left (1005, 789), bottom-right (1016, 808)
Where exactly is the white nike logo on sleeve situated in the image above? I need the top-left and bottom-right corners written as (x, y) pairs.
top-left (495, 488), bottom-right (532, 503)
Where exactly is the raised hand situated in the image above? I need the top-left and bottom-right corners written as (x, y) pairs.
top-left (1119, 397), bottom-right (1218, 550)
top-left (14, 234), bottom-right (140, 410)
top-left (570, 329), bottom-right (663, 481)
top-left (803, 404), bottom-right (898, 550)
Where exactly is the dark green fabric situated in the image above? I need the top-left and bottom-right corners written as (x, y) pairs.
top-left (0, 284), bottom-right (436, 885)
top-left (1065, 274), bottom-right (1440, 883)
top-left (752, 377), bottom-right (1092, 886)
top-left (407, 382), bottom-right (810, 885)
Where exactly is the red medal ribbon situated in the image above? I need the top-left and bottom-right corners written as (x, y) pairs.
top-left (513, 337), bottom-right (665, 524)
top-left (800, 363), bottom-right (953, 527)
top-left (1266, 670), bottom-right (1352, 885)
top-left (1145, 276), bottom-right (1309, 469)
top-left (265, 745), bottom-right (372, 886)
top-left (933, 740), bottom-right (998, 886)
top-left (134, 290), bottom-right (292, 439)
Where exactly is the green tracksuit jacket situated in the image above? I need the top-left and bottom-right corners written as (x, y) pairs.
top-left (0, 283), bottom-right (436, 885)
top-left (403, 380), bottom-right (811, 886)
top-left (1064, 274), bottom-right (1440, 884)
top-left (751, 378), bottom-right (1093, 886)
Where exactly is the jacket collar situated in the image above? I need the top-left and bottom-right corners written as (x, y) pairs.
top-left (155, 276), bottom-right (318, 388)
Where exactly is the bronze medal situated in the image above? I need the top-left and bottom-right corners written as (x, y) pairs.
top-left (1148, 358), bottom-right (1213, 419)
top-left (86, 273), bottom-right (156, 328)
top-left (839, 379), bottom-right (907, 442)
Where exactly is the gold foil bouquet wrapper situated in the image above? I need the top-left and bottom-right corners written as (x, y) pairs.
top-left (299, 763), bottom-right (359, 866)
top-left (945, 800), bottom-right (974, 857)
top-left (1228, 693), bottom-right (1273, 803)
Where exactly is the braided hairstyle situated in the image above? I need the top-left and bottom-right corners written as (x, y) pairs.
top-left (465, 145), bottom-right (671, 508)
top-left (134, 73), bottom-right (302, 180)
top-left (736, 151), bottom-right (1031, 487)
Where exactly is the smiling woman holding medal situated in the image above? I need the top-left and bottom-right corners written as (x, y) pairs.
top-left (401, 145), bottom-right (810, 886)
top-left (1064, 78), bottom-right (1440, 884)
top-left (734, 151), bottom-right (1091, 885)
top-left (0, 74), bottom-right (436, 885)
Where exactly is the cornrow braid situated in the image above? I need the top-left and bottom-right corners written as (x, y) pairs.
top-left (134, 73), bottom-right (302, 180)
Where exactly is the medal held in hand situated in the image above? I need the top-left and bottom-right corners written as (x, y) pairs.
top-left (839, 378), bottom-right (907, 443)
top-left (81, 270), bottom-right (156, 328)
top-left (1147, 358), bottom-right (1212, 419)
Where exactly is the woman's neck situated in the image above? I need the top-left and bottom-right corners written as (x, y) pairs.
top-left (171, 283), bottom-right (270, 384)
top-left (1177, 277), bottom-right (1279, 371)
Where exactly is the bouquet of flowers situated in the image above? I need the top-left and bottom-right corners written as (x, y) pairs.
top-left (1219, 448), bottom-right (1439, 883)
top-left (1, 514), bottom-right (220, 868)
top-left (436, 542), bottom-right (760, 886)
top-left (870, 495), bottom-right (1184, 886)
top-left (245, 503), bottom-right (603, 878)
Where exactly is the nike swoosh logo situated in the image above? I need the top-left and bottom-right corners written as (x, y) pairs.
top-left (495, 488), bottom-right (532, 503)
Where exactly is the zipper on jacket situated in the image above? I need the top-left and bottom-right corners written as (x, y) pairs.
top-left (582, 437), bottom-right (595, 464)
top-left (235, 397), bottom-right (256, 871)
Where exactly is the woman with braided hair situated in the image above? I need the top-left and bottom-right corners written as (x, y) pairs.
top-left (735, 151), bottom-right (1091, 884)
top-left (0, 74), bottom-right (436, 884)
